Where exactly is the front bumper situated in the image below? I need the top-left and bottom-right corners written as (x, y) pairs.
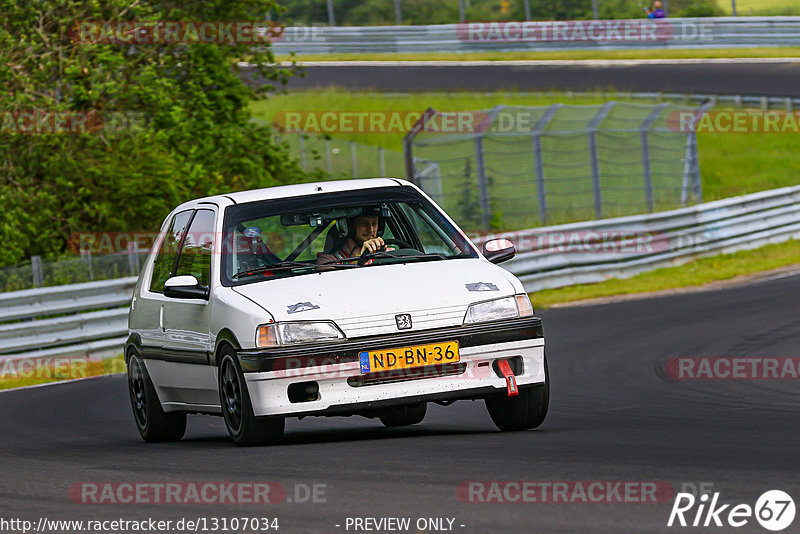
top-left (238, 317), bottom-right (545, 417)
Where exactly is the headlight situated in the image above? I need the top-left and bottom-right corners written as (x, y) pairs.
top-left (256, 321), bottom-right (345, 348)
top-left (463, 294), bottom-right (534, 324)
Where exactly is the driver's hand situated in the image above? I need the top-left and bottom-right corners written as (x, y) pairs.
top-left (359, 237), bottom-right (385, 256)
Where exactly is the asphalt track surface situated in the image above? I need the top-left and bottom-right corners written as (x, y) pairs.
top-left (3, 271), bottom-right (800, 533)
top-left (263, 60), bottom-right (800, 96)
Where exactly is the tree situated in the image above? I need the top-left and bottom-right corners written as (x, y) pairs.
top-left (0, 0), bottom-right (304, 267)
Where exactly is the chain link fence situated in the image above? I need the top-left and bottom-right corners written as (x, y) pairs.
top-left (405, 101), bottom-right (708, 233)
top-left (0, 250), bottom-right (148, 293)
top-left (277, 132), bottom-right (405, 179)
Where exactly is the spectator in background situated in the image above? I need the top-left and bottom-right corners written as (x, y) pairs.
top-left (645, 1), bottom-right (667, 18)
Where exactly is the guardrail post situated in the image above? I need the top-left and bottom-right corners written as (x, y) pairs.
top-left (378, 146), bottom-right (386, 176)
top-left (350, 141), bottom-right (358, 178)
top-left (31, 255), bottom-right (43, 288)
top-left (523, 0), bottom-right (531, 20)
top-left (588, 102), bottom-right (616, 219)
top-left (531, 104), bottom-right (562, 224)
top-left (639, 103), bottom-right (668, 213)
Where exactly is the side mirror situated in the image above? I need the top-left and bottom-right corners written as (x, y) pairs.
top-left (164, 275), bottom-right (209, 300)
top-left (482, 238), bottom-right (515, 264)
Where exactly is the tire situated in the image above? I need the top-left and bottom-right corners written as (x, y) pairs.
top-left (218, 349), bottom-right (284, 446)
top-left (379, 402), bottom-right (427, 427)
top-left (485, 357), bottom-right (549, 431)
top-left (127, 352), bottom-right (187, 442)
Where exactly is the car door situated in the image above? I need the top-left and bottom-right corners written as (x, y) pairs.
top-left (159, 207), bottom-right (219, 407)
top-left (132, 209), bottom-right (193, 358)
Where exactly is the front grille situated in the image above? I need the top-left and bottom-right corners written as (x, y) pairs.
top-left (336, 304), bottom-right (466, 338)
top-left (347, 362), bottom-right (467, 387)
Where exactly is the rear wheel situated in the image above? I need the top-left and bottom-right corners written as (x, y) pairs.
top-left (485, 358), bottom-right (549, 431)
top-left (379, 402), bottom-right (427, 427)
top-left (219, 349), bottom-right (284, 446)
top-left (127, 352), bottom-right (186, 442)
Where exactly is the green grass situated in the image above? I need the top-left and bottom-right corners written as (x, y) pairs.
top-left (716, 0), bottom-right (800, 15)
top-left (278, 47), bottom-right (800, 62)
top-left (532, 238), bottom-right (800, 308)
top-left (0, 354), bottom-right (125, 390)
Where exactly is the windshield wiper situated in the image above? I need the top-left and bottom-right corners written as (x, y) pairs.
top-left (356, 251), bottom-right (450, 264)
top-left (232, 261), bottom-right (315, 280)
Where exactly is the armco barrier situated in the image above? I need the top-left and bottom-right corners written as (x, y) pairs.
top-left (474, 185), bottom-right (800, 292)
top-left (270, 18), bottom-right (800, 54)
top-left (0, 277), bottom-right (136, 365)
top-left (3, 186), bottom-right (800, 363)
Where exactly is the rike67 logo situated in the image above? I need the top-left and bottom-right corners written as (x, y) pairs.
top-left (668, 490), bottom-right (795, 531)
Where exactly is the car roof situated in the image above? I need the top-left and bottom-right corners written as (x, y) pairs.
top-left (186, 178), bottom-right (409, 208)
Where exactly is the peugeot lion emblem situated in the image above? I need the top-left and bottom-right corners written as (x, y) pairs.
top-left (395, 314), bottom-right (412, 330)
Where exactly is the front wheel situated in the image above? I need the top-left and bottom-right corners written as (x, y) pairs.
top-left (485, 358), bottom-right (549, 431)
top-left (127, 352), bottom-right (186, 442)
top-left (219, 350), bottom-right (284, 446)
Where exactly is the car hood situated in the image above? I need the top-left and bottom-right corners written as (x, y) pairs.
top-left (230, 259), bottom-right (517, 338)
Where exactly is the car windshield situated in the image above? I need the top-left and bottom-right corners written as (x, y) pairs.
top-left (221, 185), bottom-right (478, 286)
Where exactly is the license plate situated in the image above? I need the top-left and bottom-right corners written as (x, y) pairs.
top-left (358, 341), bottom-right (460, 374)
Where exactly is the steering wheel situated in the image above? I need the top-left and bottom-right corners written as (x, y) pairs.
top-left (357, 238), bottom-right (415, 266)
top-left (382, 238), bottom-right (413, 250)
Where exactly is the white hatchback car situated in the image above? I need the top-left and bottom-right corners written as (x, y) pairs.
top-left (126, 178), bottom-right (548, 445)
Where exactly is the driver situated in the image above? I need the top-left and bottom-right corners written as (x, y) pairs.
top-left (316, 214), bottom-right (388, 264)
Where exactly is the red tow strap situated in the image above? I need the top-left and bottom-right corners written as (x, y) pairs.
top-left (497, 360), bottom-right (519, 397)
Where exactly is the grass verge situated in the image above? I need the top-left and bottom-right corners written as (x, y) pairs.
top-left (0, 354), bottom-right (126, 391)
top-left (277, 47), bottom-right (800, 62)
top-left (532, 238), bottom-right (800, 308)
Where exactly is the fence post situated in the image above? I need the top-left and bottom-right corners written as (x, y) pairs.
top-left (523, 0), bottom-right (531, 20)
top-left (298, 132), bottom-right (307, 172)
top-left (350, 141), bottom-right (358, 178)
top-left (394, 0), bottom-right (402, 24)
top-left (639, 103), bottom-right (668, 213)
top-left (31, 255), bottom-right (43, 288)
top-left (474, 135), bottom-right (491, 231)
top-left (378, 146), bottom-right (386, 176)
top-left (127, 241), bottom-right (140, 276)
top-left (82, 248), bottom-right (94, 281)
top-left (587, 102), bottom-right (616, 219)
top-left (531, 104), bottom-right (562, 225)
top-left (403, 107), bottom-right (435, 185)
top-left (326, 0), bottom-right (335, 26)
top-left (325, 138), bottom-right (333, 174)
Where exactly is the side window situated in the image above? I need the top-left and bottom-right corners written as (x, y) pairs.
top-left (149, 210), bottom-right (193, 293)
top-left (175, 209), bottom-right (215, 287)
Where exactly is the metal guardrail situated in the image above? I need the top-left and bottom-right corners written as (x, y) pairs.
top-left (473, 185), bottom-right (800, 292)
top-left (2, 186), bottom-right (800, 362)
top-left (271, 18), bottom-right (800, 54)
top-left (0, 277), bottom-right (136, 364)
